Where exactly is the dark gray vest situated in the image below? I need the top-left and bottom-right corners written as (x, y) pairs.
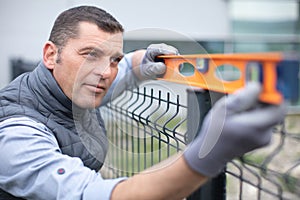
top-left (0, 62), bottom-right (108, 199)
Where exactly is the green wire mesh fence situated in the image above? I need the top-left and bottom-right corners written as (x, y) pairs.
top-left (100, 82), bottom-right (300, 200)
top-left (101, 83), bottom-right (188, 177)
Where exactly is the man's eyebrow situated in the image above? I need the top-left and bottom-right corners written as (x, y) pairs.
top-left (77, 46), bottom-right (104, 54)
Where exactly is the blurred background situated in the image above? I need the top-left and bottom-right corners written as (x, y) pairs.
top-left (1, 0), bottom-right (299, 103)
top-left (1, 1), bottom-right (299, 198)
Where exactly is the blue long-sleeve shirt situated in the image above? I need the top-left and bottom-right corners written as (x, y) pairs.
top-left (0, 53), bottom-right (137, 200)
top-left (0, 117), bottom-right (126, 199)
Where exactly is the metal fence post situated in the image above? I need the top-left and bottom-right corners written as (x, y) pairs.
top-left (186, 88), bottom-right (226, 200)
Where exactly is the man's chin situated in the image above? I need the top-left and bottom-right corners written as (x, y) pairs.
top-left (72, 97), bottom-right (102, 109)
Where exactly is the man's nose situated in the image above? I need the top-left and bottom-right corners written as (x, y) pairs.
top-left (100, 65), bottom-right (112, 79)
top-left (95, 61), bottom-right (112, 79)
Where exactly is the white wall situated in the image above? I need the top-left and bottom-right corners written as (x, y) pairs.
top-left (0, 0), bottom-right (229, 88)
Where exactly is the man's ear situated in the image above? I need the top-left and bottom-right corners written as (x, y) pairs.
top-left (43, 41), bottom-right (58, 70)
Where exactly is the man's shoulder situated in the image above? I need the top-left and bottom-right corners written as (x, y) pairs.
top-left (0, 116), bottom-right (58, 147)
top-left (0, 116), bottom-right (51, 133)
top-left (1, 116), bottom-right (39, 125)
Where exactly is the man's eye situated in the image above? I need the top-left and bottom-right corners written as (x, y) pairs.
top-left (110, 55), bottom-right (124, 64)
top-left (87, 51), bottom-right (98, 58)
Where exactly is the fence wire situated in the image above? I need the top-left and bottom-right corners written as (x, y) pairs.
top-left (100, 83), bottom-right (300, 200)
top-left (226, 116), bottom-right (300, 200)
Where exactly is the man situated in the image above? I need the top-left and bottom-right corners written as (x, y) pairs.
top-left (0, 5), bottom-right (285, 200)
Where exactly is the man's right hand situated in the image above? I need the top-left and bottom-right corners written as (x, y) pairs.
top-left (183, 82), bottom-right (286, 177)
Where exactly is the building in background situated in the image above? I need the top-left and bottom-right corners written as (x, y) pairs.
top-left (1, 0), bottom-right (299, 103)
top-left (229, 0), bottom-right (299, 53)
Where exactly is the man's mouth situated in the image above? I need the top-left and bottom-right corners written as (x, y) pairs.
top-left (85, 83), bottom-right (106, 94)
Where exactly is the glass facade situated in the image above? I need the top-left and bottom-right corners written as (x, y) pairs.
top-left (227, 0), bottom-right (300, 105)
top-left (228, 0), bottom-right (300, 53)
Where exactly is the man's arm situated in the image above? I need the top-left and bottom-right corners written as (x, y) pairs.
top-left (0, 117), bottom-right (125, 200)
top-left (111, 154), bottom-right (207, 200)
top-left (131, 49), bottom-right (146, 81)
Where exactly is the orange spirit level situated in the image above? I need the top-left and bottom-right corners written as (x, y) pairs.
top-left (158, 52), bottom-right (299, 104)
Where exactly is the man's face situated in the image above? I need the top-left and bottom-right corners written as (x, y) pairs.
top-left (51, 22), bottom-right (123, 108)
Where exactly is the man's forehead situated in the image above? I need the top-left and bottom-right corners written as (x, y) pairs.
top-left (78, 21), bottom-right (123, 40)
top-left (72, 22), bottom-right (123, 54)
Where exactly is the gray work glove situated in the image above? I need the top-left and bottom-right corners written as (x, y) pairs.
top-left (140, 43), bottom-right (179, 79)
top-left (184, 82), bottom-right (286, 177)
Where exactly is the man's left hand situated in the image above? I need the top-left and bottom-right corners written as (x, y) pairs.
top-left (140, 43), bottom-right (179, 79)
